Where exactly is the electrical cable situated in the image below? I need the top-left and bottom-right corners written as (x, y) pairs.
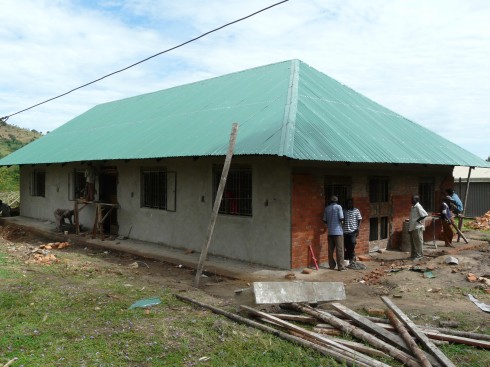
top-left (0, 0), bottom-right (289, 122)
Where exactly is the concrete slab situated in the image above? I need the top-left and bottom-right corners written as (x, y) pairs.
top-left (235, 281), bottom-right (346, 305)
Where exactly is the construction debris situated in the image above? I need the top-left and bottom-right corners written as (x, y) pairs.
top-left (24, 242), bottom-right (70, 265)
top-left (467, 211), bottom-right (490, 230)
top-left (178, 294), bottom-right (490, 367)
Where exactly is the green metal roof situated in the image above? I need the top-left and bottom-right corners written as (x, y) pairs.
top-left (1, 59), bottom-right (489, 167)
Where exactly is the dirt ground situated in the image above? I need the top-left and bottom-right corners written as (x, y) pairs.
top-left (1, 224), bottom-right (490, 329)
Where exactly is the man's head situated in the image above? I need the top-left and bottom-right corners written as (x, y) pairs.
top-left (411, 195), bottom-right (420, 205)
top-left (346, 198), bottom-right (354, 209)
top-left (446, 188), bottom-right (454, 196)
top-left (330, 195), bottom-right (338, 203)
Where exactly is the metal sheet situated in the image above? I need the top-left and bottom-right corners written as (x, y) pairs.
top-left (252, 281), bottom-right (346, 304)
top-left (1, 60), bottom-right (489, 168)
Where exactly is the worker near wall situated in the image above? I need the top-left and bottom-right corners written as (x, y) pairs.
top-left (445, 188), bottom-right (463, 215)
top-left (323, 195), bottom-right (346, 271)
top-left (408, 195), bottom-right (428, 260)
top-left (0, 200), bottom-right (11, 217)
top-left (440, 196), bottom-right (454, 247)
top-left (342, 198), bottom-right (362, 268)
top-left (54, 209), bottom-right (74, 231)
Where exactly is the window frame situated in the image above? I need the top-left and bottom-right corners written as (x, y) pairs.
top-left (213, 165), bottom-right (252, 217)
top-left (140, 167), bottom-right (176, 211)
top-left (68, 169), bottom-right (86, 201)
top-left (419, 177), bottom-right (435, 212)
top-left (324, 176), bottom-right (352, 208)
top-left (30, 169), bottom-right (46, 197)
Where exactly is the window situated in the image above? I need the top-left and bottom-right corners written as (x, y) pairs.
top-left (324, 176), bottom-right (351, 208)
top-left (141, 168), bottom-right (176, 211)
top-left (369, 178), bottom-right (389, 203)
top-left (30, 170), bottom-right (45, 197)
top-left (419, 178), bottom-right (435, 211)
top-left (68, 169), bottom-right (86, 200)
top-left (213, 165), bottom-right (252, 216)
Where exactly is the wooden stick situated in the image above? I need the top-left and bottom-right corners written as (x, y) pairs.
top-left (240, 304), bottom-right (390, 367)
top-left (330, 303), bottom-right (410, 353)
top-left (450, 220), bottom-right (468, 244)
top-left (386, 309), bottom-right (432, 367)
top-left (381, 296), bottom-right (456, 367)
top-left (327, 310), bottom-right (490, 341)
top-left (175, 294), bottom-right (370, 367)
top-left (194, 123), bottom-right (238, 287)
top-left (291, 303), bottom-right (421, 367)
top-left (3, 357), bottom-right (18, 367)
top-left (422, 330), bottom-right (490, 349)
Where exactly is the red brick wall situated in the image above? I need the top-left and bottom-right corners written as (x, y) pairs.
top-left (291, 171), bottom-right (451, 269)
top-left (291, 174), bottom-right (325, 269)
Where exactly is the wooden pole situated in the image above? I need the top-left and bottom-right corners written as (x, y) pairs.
top-left (457, 166), bottom-right (473, 242)
top-left (385, 309), bottom-right (432, 367)
top-left (290, 303), bottom-right (421, 367)
top-left (175, 294), bottom-right (370, 367)
top-left (240, 304), bottom-right (389, 367)
top-left (381, 296), bottom-right (456, 367)
top-left (194, 123), bottom-right (238, 287)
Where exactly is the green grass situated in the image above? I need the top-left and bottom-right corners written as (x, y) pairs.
top-left (1, 244), bottom-right (489, 366)
top-left (0, 250), bottom-right (342, 367)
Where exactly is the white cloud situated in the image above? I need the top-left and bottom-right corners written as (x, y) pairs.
top-left (1, 0), bottom-right (489, 158)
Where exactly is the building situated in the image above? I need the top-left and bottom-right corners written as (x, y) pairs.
top-left (1, 60), bottom-right (489, 269)
top-left (453, 166), bottom-right (490, 217)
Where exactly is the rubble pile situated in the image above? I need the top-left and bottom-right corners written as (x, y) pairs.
top-left (25, 242), bottom-right (70, 265)
top-left (468, 211), bottom-right (490, 230)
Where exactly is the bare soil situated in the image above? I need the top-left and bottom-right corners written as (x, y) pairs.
top-left (1, 224), bottom-right (490, 330)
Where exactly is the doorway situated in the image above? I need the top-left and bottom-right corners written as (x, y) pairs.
top-left (98, 166), bottom-right (118, 235)
top-left (369, 178), bottom-right (390, 252)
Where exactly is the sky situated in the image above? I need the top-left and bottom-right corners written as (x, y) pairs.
top-left (1, 0), bottom-right (489, 159)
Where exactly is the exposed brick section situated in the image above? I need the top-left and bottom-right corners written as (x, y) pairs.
top-left (353, 196), bottom-right (370, 254)
top-left (291, 174), bottom-right (325, 269)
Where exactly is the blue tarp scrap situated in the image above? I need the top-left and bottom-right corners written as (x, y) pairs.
top-left (129, 297), bottom-right (162, 309)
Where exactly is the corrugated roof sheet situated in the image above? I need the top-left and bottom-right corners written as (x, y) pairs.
top-left (1, 59), bottom-right (489, 167)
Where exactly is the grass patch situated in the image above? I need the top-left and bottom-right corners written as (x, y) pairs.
top-left (0, 249), bottom-right (343, 367)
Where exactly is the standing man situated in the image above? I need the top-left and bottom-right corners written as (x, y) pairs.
top-left (343, 198), bottom-right (362, 266)
top-left (323, 196), bottom-right (346, 271)
top-left (440, 196), bottom-right (454, 247)
top-left (408, 195), bottom-right (428, 260)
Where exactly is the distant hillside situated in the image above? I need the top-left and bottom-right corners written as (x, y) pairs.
top-left (0, 120), bottom-right (42, 192)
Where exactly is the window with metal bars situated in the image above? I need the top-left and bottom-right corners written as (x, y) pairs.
top-left (141, 168), bottom-right (176, 211)
top-left (213, 166), bottom-right (252, 216)
top-left (30, 170), bottom-right (45, 197)
top-left (324, 176), bottom-right (352, 208)
top-left (68, 169), bottom-right (86, 200)
top-left (419, 178), bottom-right (435, 211)
top-left (369, 178), bottom-right (389, 203)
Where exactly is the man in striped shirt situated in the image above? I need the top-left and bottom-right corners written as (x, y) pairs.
top-left (343, 198), bottom-right (362, 265)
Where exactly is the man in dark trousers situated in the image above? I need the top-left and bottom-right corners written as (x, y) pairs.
top-left (323, 196), bottom-right (346, 271)
top-left (343, 198), bottom-right (362, 266)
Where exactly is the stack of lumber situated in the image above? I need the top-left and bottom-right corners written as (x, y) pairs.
top-left (178, 294), bottom-right (490, 367)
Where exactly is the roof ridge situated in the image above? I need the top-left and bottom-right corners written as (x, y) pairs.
top-left (278, 59), bottom-right (300, 156)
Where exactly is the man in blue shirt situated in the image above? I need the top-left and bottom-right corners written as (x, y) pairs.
top-left (445, 189), bottom-right (463, 215)
top-left (323, 196), bottom-right (346, 271)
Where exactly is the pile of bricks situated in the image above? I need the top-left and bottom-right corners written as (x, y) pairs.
top-left (468, 211), bottom-right (490, 230)
top-left (24, 242), bottom-right (70, 265)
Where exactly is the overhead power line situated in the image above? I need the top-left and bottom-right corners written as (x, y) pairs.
top-left (0, 0), bottom-right (289, 122)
